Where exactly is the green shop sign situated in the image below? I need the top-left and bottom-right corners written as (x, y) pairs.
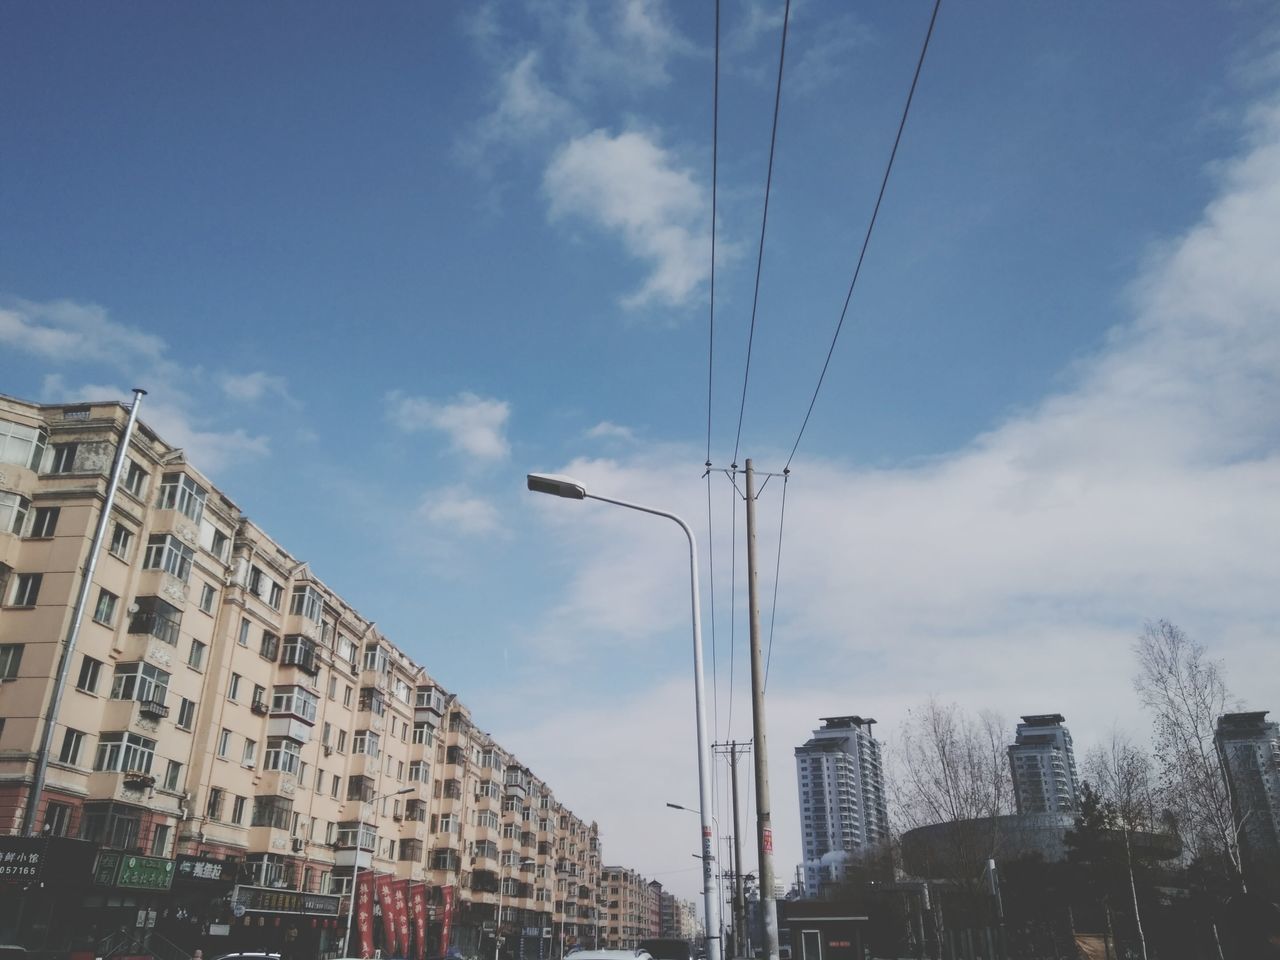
top-left (94, 851), bottom-right (175, 890)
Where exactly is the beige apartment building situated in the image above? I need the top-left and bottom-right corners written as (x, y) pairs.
top-left (601, 864), bottom-right (657, 949)
top-left (0, 393), bottom-right (599, 959)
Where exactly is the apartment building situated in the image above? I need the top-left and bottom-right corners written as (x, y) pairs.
top-left (0, 393), bottom-right (599, 959)
top-left (794, 716), bottom-right (889, 897)
top-left (601, 864), bottom-right (657, 948)
top-left (1007, 714), bottom-right (1079, 815)
top-left (1215, 711), bottom-right (1280, 895)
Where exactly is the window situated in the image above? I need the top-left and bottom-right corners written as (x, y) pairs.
top-left (237, 617), bottom-right (250, 646)
top-left (0, 644), bottom-right (23, 679)
top-left (268, 581), bottom-right (284, 610)
top-left (207, 786), bottom-right (225, 820)
top-left (59, 728), bottom-right (84, 765)
top-left (93, 732), bottom-right (156, 773)
top-left (177, 697), bottom-right (196, 730)
top-left (80, 803), bottom-right (141, 850)
top-left (330, 774), bottom-right (340, 799)
top-left (264, 737), bottom-right (301, 775)
top-left (45, 802), bottom-right (72, 837)
top-left (271, 685), bottom-right (318, 723)
top-left (0, 492), bottom-right (30, 535)
top-left (28, 506), bottom-right (59, 538)
top-left (109, 522), bottom-right (133, 560)
top-left (217, 728), bottom-right (232, 758)
top-left (242, 738), bottom-right (258, 767)
top-left (290, 584), bottom-right (323, 623)
top-left (8, 573), bottom-right (41, 607)
top-left (151, 823), bottom-right (170, 857)
top-left (76, 655), bottom-right (102, 693)
top-left (228, 672), bottom-right (241, 701)
top-left (336, 730), bottom-right (348, 753)
top-left (128, 596), bottom-right (182, 645)
top-left (281, 635), bottom-right (318, 674)
top-left (232, 794), bottom-right (247, 825)
top-left (158, 473), bottom-right (207, 523)
top-left (253, 796), bottom-right (293, 830)
top-left (109, 662), bottom-right (170, 705)
top-left (248, 566), bottom-right (264, 596)
top-left (353, 730), bottom-right (380, 757)
top-left (48, 442), bottom-right (78, 474)
top-left (322, 721), bottom-right (332, 745)
top-left (122, 459), bottom-right (148, 497)
top-left (0, 419), bottom-right (47, 470)
top-left (187, 640), bottom-right (206, 670)
top-left (164, 759), bottom-right (183, 791)
top-left (337, 635), bottom-right (358, 670)
top-left (260, 631), bottom-right (280, 661)
top-left (210, 528), bottom-right (230, 562)
top-left (327, 675), bottom-right (337, 699)
top-left (315, 767), bottom-right (325, 791)
top-left (143, 534), bottom-right (194, 582)
top-left (92, 588), bottom-right (118, 627)
top-left (413, 722), bottom-right (433, 745)
top-left (198, 583), bottom-right (215, 614)
top-left (343, 685), bottom-right (353, 707)
top-left (409, 760), bottom-right (429, 782)
top-left (252, 683), bottom-right (267, 709)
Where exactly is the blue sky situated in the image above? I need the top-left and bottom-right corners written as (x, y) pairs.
top-left (3, 1), bottom-right (1280, 899)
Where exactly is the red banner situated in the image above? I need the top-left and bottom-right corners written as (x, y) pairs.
top-left (356, 871), bottom-right (376, 959)
top-left (440, 885), bottom-right (456, 954)
top-left (409, 883), bottom-right (429, 960)
top-left (391, 878), bottom-right (412, 956)
top-left (376, 873), bottom-right (397, 955)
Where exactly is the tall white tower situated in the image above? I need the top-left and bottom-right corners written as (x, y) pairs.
top-left (1008, 714), bottom-right (1079, 814)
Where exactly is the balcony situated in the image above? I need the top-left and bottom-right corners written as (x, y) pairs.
top-left (138, 697), bottom-right (169, 720)
top-left (251, 698), bottom-right (270, 716)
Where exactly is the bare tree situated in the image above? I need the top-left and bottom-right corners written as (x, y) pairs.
top-left (1083, 731), bottom-right (1159, 834)
top-left (892, 698), bottom-right (1015, 883)
top-left (1132, 620), bottom-right (1243, 883)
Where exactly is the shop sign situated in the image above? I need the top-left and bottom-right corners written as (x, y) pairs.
top-left (0, 836), bottom-right (94, 883)
top-left (232, 884), bottom-right (342, 916)
top-left (120, 855), bottom-right (175, 890)
top-left (355, 872), bottom-right (376, 958)
top-left (376, 873), bottom-right (397, 954)
top-left (175, 855), bottom-right (227, 882)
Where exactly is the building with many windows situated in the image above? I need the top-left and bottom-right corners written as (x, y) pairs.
top-left (0, 393), bottom-right (599, 958)
top-left (794, 716), bottom-right (889, 897)
top-left (1007, 714), bottom-right (1079, 815)
top-left (601, 864), bottom-right (658, 948)
top-left (1215, 711), bottom-right (1280, 894)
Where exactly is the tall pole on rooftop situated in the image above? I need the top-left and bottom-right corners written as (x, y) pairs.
top-left (25, 388), bottom-right (146, 836)
top-left (744, 460), bottom-right (779, 960)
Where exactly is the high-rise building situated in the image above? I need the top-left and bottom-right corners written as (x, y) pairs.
top-left (0, 393), bottom-right (601, 957)
top-left (794, 716), bottom-right (888, 897)
top-left (1008, 714), bottom-right (1079, 814)
top-left (1215, 711), bottom-right (1280, 889)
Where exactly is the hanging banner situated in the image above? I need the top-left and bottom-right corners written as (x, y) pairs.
top-left (391, 878), bottom-right (412, 956)
top-left (409, 882), bottom-right (429, 960)
top-left (440, 885), bottom-right (456, 954)
top-left (356, 872), bottom-right (377, 959)
top-left (376, 873), bottom-right (397, 955)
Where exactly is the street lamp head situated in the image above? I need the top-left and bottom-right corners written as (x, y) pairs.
top-left (395, 786), bottom-right (414, 795)
top-left (527, 473), bottom-right (587, 500)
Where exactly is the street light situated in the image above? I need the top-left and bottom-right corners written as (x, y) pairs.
top-left (496, 856), bottom-right (537, 960)
top-left (527, 472), bottom-right (723, 960)
top-left (343, 786), bottom-right (415, 957)
top-left (667, 804), bottom-right (727, 952)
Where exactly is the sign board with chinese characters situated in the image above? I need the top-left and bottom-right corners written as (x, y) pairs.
top-left (175, 855), bottom-right (227, 883)
top-left (97, 853), bottom-right (176, 890)
top-left (0, 836), bottom-right (94, 883)
top-left (232, 884), bottom-right (342, 916)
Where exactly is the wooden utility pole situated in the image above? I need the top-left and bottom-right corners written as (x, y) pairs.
top-left (744, 460), bottom-right (779, 960)
top-left (716, 741), bottom-right (751, 955)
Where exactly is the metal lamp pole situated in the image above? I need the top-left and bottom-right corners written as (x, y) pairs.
top-left (527, 473), bottom-right (722, 960)
top-left (343, 786), bottom-right (414, 957)
top-left (667, 804), bottom-right (727, 952)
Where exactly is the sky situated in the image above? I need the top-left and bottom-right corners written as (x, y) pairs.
top-left (3, 0), bottom-right (1280, 902)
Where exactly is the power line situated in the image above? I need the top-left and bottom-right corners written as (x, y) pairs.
top-left (763, 469), bottom-right (790, 692)
top-left (732, 0), bottom-right (793, 466)
top-left (783, 0), bottom-right (943, 472)
top-left (726, 468), bottom-right (739, 737)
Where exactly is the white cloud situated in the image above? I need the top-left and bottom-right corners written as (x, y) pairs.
top-left (517, 90), bottom-right (1280, 895)
top-left (461, 51), bottom-right (579, 165)
top-left (386, 390), bottom-right (512, 462)
top-left (416, 486), bottom-right (505, 537)
top-left (545, 129), bottom-right (710, 308)
top-left (585, 420), bottom-right (637, 443)
top-left (0, 298), bottom-right (166, 367)
top-left (218, 370), bottom-right (296, 406)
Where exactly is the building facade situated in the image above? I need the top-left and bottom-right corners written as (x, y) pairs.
top-left (1007, 714), bottom-right (1079, 815)
top-left (1215, 711), bottom-right (1280, 893)
top-left (601, 865), bottom-right (657, 948)
top-left (0, 394), bottom-right (599, 958)
top-left (794, 716), bottom-right (889, 897)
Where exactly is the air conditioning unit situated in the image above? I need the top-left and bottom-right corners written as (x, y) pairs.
top-left (292, 838), bottom-right (305, 853)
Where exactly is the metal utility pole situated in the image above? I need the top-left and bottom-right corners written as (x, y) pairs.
top-left (743, 460), bottom-right (779, 960)
top-left (715, 741), bottom-right (751, 956)
top-left (25, 388), bottom-right (146, 836)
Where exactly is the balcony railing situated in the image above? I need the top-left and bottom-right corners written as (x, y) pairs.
top-left (139, 697), bottom-right (169, 719)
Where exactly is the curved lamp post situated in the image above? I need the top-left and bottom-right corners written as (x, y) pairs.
top-left (667, 803), bottom-right (727, 950)
top-left (526, 473), bottom-right (722, 960)
top-left (496, 856), bottom-right (537, 960)
top-left (343, 786), bottom-right (415, 957)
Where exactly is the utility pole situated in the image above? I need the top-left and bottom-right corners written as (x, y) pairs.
top-left (743, 460), bottom-right (779, 960)
top-left (715, 741), bottom-right (751, 956)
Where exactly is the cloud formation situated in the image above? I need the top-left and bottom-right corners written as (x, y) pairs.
top-left (416, 486), bottom-right (505, 537)
top-left (387, 390), bottom-right (512, 462)
top-left (218, 370), bottom-right (296, 406)
top-left (545, 129), bottom-right (710, 308)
